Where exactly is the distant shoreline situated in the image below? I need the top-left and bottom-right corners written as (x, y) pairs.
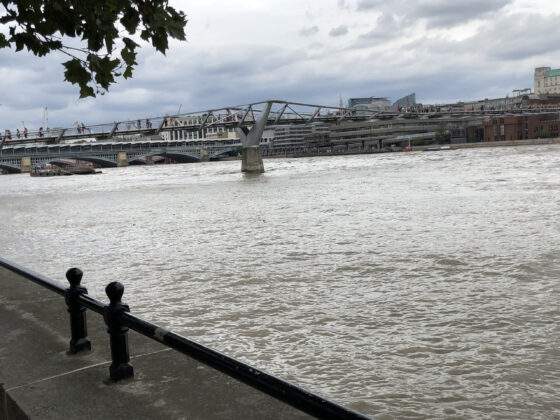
top-left (417, 137), bottom-right (560, 151)
top-left (251, 137), bottom-right (560, 161)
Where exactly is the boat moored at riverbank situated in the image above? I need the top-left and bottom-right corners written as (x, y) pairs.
top-left (30, 162), bottom-right (101, 177)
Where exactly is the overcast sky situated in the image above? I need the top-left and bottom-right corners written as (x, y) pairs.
top-left (1, 0), bottom-right (560, 129)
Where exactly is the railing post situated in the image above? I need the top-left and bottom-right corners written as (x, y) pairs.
top-left (64, 268), bottom-right (92, 354)
top-left (103, 282), bottom-right (134, 381)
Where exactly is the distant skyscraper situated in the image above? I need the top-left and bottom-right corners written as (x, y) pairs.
top-left (348, 97), bottom-right (391, 115)
top-left (392, 93), bottom-right (416, 110)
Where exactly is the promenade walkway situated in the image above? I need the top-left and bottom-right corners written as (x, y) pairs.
top-left (0, 267), bottom-right (310, 419)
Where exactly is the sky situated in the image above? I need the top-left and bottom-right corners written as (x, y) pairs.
top-left (1, 0), bottom-right (560, 129)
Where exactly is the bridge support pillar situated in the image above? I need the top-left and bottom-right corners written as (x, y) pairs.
top-left (200, 148), bottom-right (209, 162)
top-left (20, 157), bottom-right (32, 173)
top-left (241, 146), bottom-right (264, 173)
top-left (237, 101), bottom-right (273, 174)
top-left (116, 151), bottom-right (128, 167)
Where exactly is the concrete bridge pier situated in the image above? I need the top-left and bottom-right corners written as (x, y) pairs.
top-left (116, 151), bottom-right (128, 167)
top-left (20, 157), bottom-right (32, 173)
top-left (200, 148), bottom-right (209, 162)
top-left (241, 146), bottom-right (265, 173)
top-left (237, 102), bottom-right (273, 174)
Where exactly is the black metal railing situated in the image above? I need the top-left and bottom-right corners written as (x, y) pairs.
top-left (0, 256), bottom-right (368, 419)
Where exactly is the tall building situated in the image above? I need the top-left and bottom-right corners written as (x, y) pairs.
top-left (534, 67), bottom-right (560, 95)
top-left (392, 93), bottom-right (416, 110)
top-left (348, 97), bottom-right (391, 114)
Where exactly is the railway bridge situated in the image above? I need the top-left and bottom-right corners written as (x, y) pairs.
top-left (0, 139), bottom-right (240, 174)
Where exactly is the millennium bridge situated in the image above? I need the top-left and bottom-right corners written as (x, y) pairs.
top-left (2, 99), bottom-right (560, 174)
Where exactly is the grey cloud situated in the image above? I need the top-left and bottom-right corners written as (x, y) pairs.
top-left (0, 50), bottom-right (75, 125)
top-left (299, 26), bottom-right (319, 37)
top-left (0, 43), bottom-right (316, 129)
top-left (356, 0), bottom-right (512, 28)
top-left (356, 0), bottom-right (383, 11)
top-left (480, 13), bottom-right (560, 60)
top-left (337, 0), bottom-right (350, 10)
top-left (414, 0), bottom-right (512, 27)
top-left (329, 25), bottom-right (349, 37)
top-left (400, 12), bottom-right (560, 63)
top-left (359, 13), bottom-right (399, 41)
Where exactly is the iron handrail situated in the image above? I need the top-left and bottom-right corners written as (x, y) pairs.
top-left (0, 256), bottom-right (368, 419)
top-left (0, 257), bottom-right (65, 297)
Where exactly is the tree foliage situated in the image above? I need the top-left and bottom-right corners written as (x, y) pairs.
top-left (0, 0), bottom-right (187, 97)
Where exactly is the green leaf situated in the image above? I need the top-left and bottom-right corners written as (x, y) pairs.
top-left (121, 7), bottom-right (140, 34)
top-left (63, 59), bottom-right (91, 85)
top-left (0, 33), bottom-right (9, 48)
top-left (152, 32), bottom-right (168, 53)
top-left (123, 66), bottom-right (133, 79)
top-left (121, 47), bottom-right (137, 67)
top-left (122, 37), bottom-right (139, 50)
top-left (79, 84), bottom-right (95, 98)
top-left (89, 56), bottom-right (120, 90)
top-left (166, 8), bottom-right (187, 40)
top-left (140, 29), bottom-right (151, 41)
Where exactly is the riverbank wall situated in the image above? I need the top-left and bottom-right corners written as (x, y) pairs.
top-left (420, 137), bottom-right (560, 151)
top-left (260, 136), bottom-right (560, 160)
top-left (0, 267), bottom-right (311, 419)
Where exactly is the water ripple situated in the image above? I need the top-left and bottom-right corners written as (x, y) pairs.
top-left (1, 145), bottom-right (560, 418)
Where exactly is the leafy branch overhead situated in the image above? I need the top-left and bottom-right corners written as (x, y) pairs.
top-left (0, 0), bottom-right (187, 97)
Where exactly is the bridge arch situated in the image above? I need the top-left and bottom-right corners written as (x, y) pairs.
top-left (130, 151), bottom-right (201, 164)
top-left (158, 151), bottom-right (201, 163)
top-left (210, 147), bottom-right (240, 161)
top-left (0, 163), bottom-right (22, 174)
top-left (128, 155), bottom-right (165, 165)
top-left (55, 156), bottom-right (118, 168)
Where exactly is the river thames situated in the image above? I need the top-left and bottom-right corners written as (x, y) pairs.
top-left (1, 145), bottom-right (559, 419)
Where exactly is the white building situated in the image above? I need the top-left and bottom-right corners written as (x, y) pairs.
top-left (534, 67), bottom-right (560, 95)
top-left (160, 115), bottom-right (239, 142)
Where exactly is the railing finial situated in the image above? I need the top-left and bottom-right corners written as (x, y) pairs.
top-left (65, 267), bottom-right (91, 354)
top-left (106, 281), bottom-right (124, 305)
top-left (104, 281), bottom-right (134, 381)
top-left (66, 267), bottom-right (83, 287)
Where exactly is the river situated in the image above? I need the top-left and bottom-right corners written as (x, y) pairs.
top-left (1, 145), bottom-right (559, 419)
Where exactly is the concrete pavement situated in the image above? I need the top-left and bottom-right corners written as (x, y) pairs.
top-left (0, 266), bottom-right (311, 419)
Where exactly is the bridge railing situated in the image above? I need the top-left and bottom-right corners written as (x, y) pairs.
top-left (0, 256), bottom-right (367, 420)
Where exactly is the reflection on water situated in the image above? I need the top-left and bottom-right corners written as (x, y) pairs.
top-left (1, 145), bottom-right (560, 418)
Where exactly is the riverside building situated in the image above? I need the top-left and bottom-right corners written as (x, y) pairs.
top-left (534, 67), bottom-right (560, 95)
top-left (269, 123), bottom-right (329, 148)
top-left (160, 115), bottom-right (238, 142)
top-left (483, 113), bottom-right (560, 142)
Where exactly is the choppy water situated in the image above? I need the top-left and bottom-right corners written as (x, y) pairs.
top-left (1, 145), bottom-right (560, 419)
